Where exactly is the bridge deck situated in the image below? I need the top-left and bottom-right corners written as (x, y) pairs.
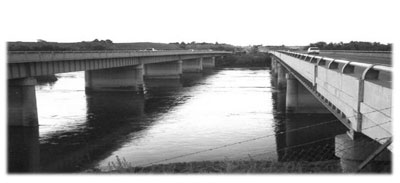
top-left (7, 50), bottom-right (230, 79)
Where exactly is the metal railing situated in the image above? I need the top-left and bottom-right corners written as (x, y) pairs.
top-left (274, 50), bottom-right (392, 78)
top-left (319, 50), bottom-right (391, 54)
top-left (8, 49), bottom-right (231, 54)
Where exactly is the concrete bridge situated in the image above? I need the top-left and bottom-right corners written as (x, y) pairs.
top-left (8, 50), bottom-right (230, 127)
top-left (269, 50), bottom-right (392, 171)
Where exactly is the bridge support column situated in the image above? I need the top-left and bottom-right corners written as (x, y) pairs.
top-left (85, 65), bottom-right (144, 91)
top-left (182, 58), bottom-right (203, 73)
top-left (286, 73), bottom-right (329, 113)
top-left (8, 77), bottom-right (38, 126)
top-left (271, 58), bottom-right (278, 79)
top-left (271, 58), bottom-right (276, 71)
top-left (277, 63), bottom-right (287, 89)
top-left (335, 133), bottom-right (391, 172)
top-left (144, 60), bottom-right (182, 79)
top-left (202, 57), bottom-right (215, 70)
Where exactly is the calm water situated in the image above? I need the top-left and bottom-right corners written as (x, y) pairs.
top-left (8, 68), bottom-right (347, 173)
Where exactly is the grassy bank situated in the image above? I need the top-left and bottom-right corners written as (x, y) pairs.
top-left (86, 159), bottom-right (342, 173)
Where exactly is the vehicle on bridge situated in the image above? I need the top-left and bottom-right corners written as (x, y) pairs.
top-left (143, 48), bottom-right (157, 51)
top-left (307, 47), bottom-right (320, 54)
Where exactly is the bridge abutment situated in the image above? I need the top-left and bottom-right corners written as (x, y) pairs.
top-left (182, 58), bottom-right (203, 73)
top-left (144, 60), bottom-right (182, 79)
top-left (8, 77), bottom-right (39, 126)
top-left (85, 65), bottom-right (144, 92)
top-left (286, 73), bottom-right (329, 113)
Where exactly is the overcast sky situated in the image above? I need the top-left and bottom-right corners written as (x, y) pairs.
top-left (1, 0), bottom-right (397, 46)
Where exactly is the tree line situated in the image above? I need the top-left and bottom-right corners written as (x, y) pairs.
top-left (168, 41), bottom-right (236, 51)
top-left (8, 40), bottom-right (236, 51)
top-left (305, 41), bottom-right (391, 51)
top-left (8, 39), bottom-right (115, 51)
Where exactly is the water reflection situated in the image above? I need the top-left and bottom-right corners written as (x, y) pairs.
top-left (270, 69), bottom-right (347, 163)
top-left (282, 113), bottom-right (346, 161)
top-left (9, 68), bottom-right (349, 173)
top-left (8, 127), bottom-right (40, 172)
top-left (181, 73), bottom-right (204, 87)
top-left (144, 78), bottom-right (182, 89)
top-left (96, 69), bottom-right (276, 168)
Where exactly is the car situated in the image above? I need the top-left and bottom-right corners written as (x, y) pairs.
top-left (307, 47), bottom-right (320, 54)
top-left (144, 48), bottom-right (157, 51)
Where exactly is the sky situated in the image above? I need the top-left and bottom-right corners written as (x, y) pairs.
top-left (0, 0), bottom-right (398, 46)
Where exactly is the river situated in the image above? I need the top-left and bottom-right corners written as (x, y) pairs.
top-left (8, 67), bottom-right (347, 172)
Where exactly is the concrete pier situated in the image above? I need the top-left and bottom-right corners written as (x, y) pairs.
top-left (202, 57), bottom-right (215, 70)
top-left (271, 58), bottom-right (278, 77)
top-left (285, 73), bottom-right (329, 113)
top-left (8, 77), bottom-right (39, 126)
top-left (144, 60), bottom-right (182, 79)
top-left (276, 63), bottom-right (287, 89)
top-left (85, 65), bottom-right (144, 91)
top-left (182, 58), bottom-right (203, 73)
top-left (335, 133), bottom-right (391, 172)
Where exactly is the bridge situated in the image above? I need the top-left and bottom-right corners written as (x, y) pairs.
top-left (8, 50), bottom-right (230, 127)
top-left (268, 50), bottom-right (392, 171)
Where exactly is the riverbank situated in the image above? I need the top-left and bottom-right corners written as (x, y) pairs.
top-left (86, 159), bottom-right (342, 173)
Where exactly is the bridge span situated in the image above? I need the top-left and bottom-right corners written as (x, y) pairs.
top-left (8, 50), bottom-right (230, 127)
top-left (269, 50), bottom-right (392, 144)
top-left (269, 50), bottom-right (392, 171)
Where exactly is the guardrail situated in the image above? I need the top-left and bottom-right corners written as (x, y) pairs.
top-left (269, 50), bottom-right (391, 143)
top-left (319, 50), bottom-right (391, 54)
top-left (8, 49), bottom-right (230, 54)
top-left (8, 50), bottom-right (231, 63)
top-left (274, 50), bottom-right (392, 78)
